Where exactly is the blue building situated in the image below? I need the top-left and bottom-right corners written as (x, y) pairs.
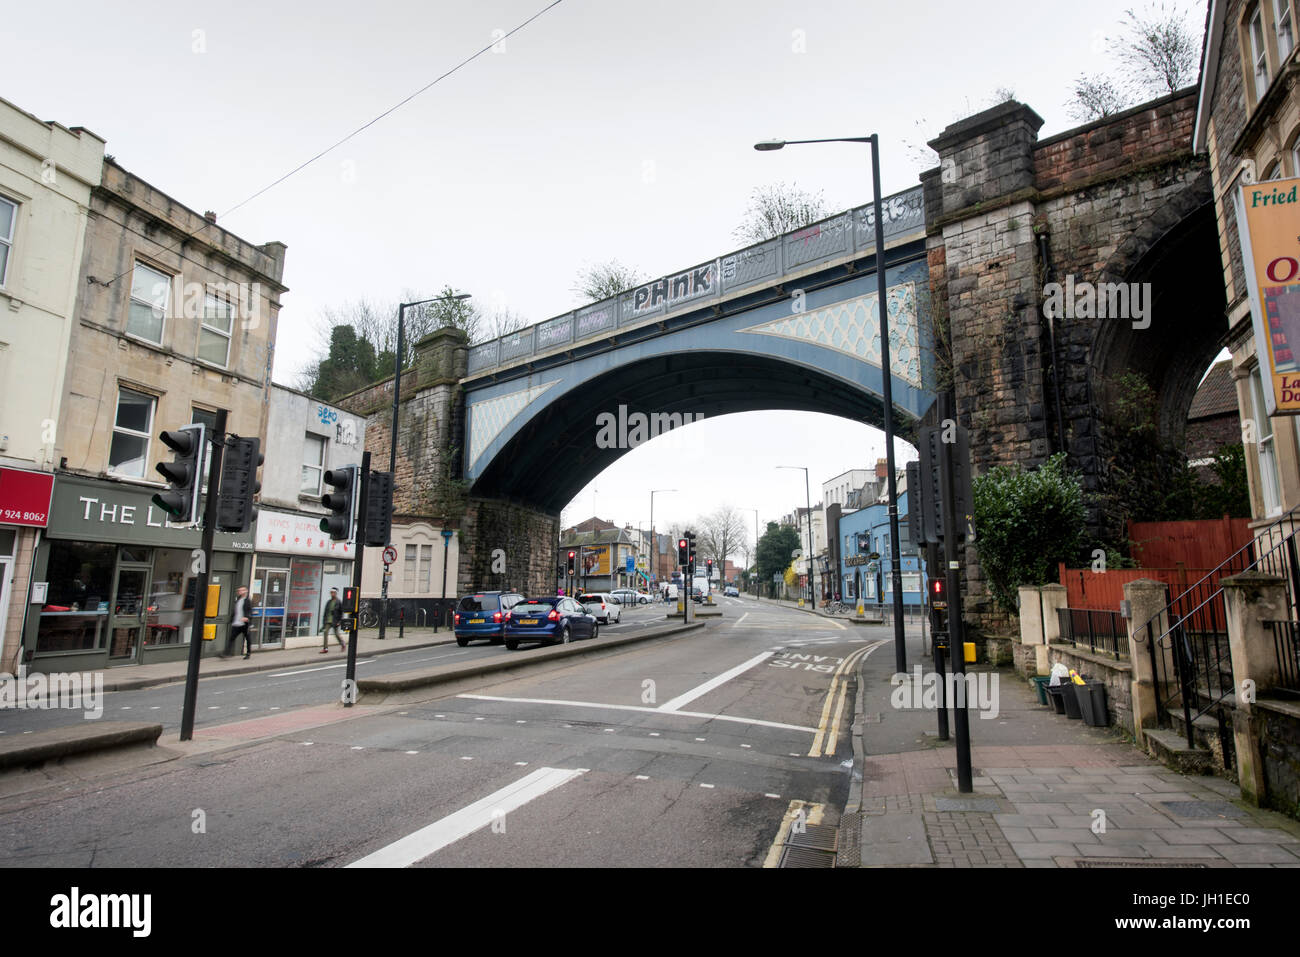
top-left (835, 490), bottom-right (927, 607)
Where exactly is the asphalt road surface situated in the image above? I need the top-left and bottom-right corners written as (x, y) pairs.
top-left (0, 598), bottom-right (885, 867)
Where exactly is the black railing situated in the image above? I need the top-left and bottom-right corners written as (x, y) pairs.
top-left (1056, 607), bottom-right (1129, 660)
top-left (1133, 506), bottom-right (1300, 747)
top-left (1268, 620), bottom-right (1300, 697)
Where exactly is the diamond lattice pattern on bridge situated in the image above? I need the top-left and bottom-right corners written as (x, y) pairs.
top-left (468, 380), bottom-right (562, 468)
top-left (737, 283), bottom-right (920, 386)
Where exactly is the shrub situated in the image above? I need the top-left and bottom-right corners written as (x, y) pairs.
top-left (972, 453), bottom-right (1086, 614)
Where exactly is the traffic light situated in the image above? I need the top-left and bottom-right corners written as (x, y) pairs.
top-left (706, 558), bottom-right (714, 578)
top-left (566, 550), bottom-right (576, 575)
top-left (677, 538), bottom-right (688, 566)
top-left (216, 436), bottom-right (262, 532)
top-left (153, 424), bottom-right (206, 523)
top-left (905, 461), bottom-right (923, 545)
top-left (320, 465), bottom-right (358, 541)
top-left (364, 471), bottom-right (393, 547)
top-left (686, 531), bottom-right (696, 565)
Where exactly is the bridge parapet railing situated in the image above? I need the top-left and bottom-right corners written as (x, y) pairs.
top-left (464, 185), bottom-right (926, 376)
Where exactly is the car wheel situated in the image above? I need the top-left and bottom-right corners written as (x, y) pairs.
top-left (505, 640), bottom-right (519, 651)
top-left (590, 622), bottom-right (599, 640)
top-left (456, 636), bottom-right (468, 647)
top-left (560, 625), bottom-right (571, 644)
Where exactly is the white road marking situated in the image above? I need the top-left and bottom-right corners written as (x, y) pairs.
top-left (456, 693), bottom-right (818, 733)
top-left (461, 756), bottom-right (473, 760)
top-left (700, 783), bottom-right (715, 789)
top-left (270, 660), bottom-right (373, 677)
top-left (635, 775), bottom-right (650, 780)
top-left (346, 766), bottom-right (587, 868)
top-left (657, 651), bottom-right (774, 712)
top-left (405, 751), bottom-right (419, 755)
top-left (352, 746), bottom-right (364, 750)
top-left (765, 793), bottom-right (781, 799)
top-left (514, 761), bottom-right (527, 766)
top-left (732, 612), bottom-right (750, 627)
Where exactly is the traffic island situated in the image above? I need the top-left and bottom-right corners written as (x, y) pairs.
top-left (356, 620), bottom-right (707, 704)
top-left (0, 721), bottom-right (163, 772)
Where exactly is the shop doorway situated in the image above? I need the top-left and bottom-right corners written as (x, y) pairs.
top-left (109, 561), bottom-right (151, 663)
top-left (253, 568), bottom-right (287, 648)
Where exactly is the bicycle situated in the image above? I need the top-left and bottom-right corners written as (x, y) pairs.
top-left (824, 600), bottom-right (851, 616)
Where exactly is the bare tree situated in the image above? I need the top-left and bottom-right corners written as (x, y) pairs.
top-left (696, 505), bottom-right (749, 579)
top-left (1113, 2), bottom-right (1202, 96)
top-left (1068, 74), bottom-right (1131, 121)
top-left (572, 260), bottom-right (645, 304)
top-left (733, 182), bottom-right (827, 245)
top-left (483, 307), bottom-right (530, 340)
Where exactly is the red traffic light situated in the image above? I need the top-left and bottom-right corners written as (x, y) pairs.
top-left (568, 550), bottom-right (576, 559)
top-left (931, 579), bottom-right (943, 595)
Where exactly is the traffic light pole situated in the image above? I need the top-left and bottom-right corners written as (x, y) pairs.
top-left (928, 541), bottom-right (949, 742)
top-left (939, 437), bottom-right (973, 793)
top-left (344, 451), bottom-right (369, 707)
top-left (180, 408), bottom-right (227, 742)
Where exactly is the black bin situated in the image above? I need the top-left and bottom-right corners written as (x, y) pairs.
top-left (1046, 682), bottom-right (1067, 714)
top-left (1082, 680), bottom-right (1109, 727)
top-left (1061, 681), bottom-right (1082, 719)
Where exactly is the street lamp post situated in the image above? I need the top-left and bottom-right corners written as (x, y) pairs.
top-left (382, 293), bottom-right (470, 640)
top-left (777, 466), bottom-right (816, 607)
top-left (744, 507), bottom-right (760, 598)
top-left (649, 488), bottom-right (676, 590)
top-left (757, 134), bottom-right (907, 671)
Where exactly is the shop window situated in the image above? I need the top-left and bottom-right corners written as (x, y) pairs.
top-left (0, 528), bottom-right (15, 556)
top-left (35, 541), bottom-right (115, 653)
top-left (128, 262), bottom-right (170, 344)
top-left (0, 194), bottom-right (15, 288)
top-left (146, 548), bottom-right (195, 647)
top-left (302, 433), bottom-right (326, 495)
top-left (108, 387), bottom-right (155, 478)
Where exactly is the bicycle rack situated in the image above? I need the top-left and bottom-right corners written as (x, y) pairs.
top-left (416, 608), bottom-right (428, 627)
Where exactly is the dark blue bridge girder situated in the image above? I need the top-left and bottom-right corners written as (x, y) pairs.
top-left (463, 239), bottom-right (936, 514)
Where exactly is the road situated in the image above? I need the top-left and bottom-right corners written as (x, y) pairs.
top-left (0, 597), bottom-right (886, 867)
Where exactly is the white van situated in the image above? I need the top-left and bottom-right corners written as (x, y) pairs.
top-left (662, 583), bottom-right (679, 600)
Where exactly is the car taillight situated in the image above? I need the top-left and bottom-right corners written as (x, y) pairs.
top-left (548, 610), bottom-right (561, 621)
top-left (493, 611), bottom-right (502, 623)
top-left (454, 613), bottom-right (461, 625)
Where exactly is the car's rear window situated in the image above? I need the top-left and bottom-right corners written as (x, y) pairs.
top-left (458, 595), bottom-right (499, 612)
top-left (578, 594), bottom-right (603, 604)
top-left (513, 601), bottom-right (556, 614)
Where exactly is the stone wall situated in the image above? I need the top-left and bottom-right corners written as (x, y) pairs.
top-left (1258, 698), bottom-right (1300, 817)
top-left (1046, 642), bottom-right (1135, 736)
top-left (458, 497), bottom-right (560, 598)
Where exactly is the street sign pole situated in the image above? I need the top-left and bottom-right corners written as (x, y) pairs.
top-left (180, 408), bottom-right (227, 742)
top-left (939, 436), bottom-right (973, 793)
top-left (440, 528), bottom-right (453, 632)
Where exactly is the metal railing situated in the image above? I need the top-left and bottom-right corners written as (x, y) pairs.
top-left (464, 187), bottom-right (926, 377)
top-left (1133, 506), bottom-right (1300, 746)
top-left (1268, 620), bottom-right (1300, 697)
top-left (1056, 607), bottom-right (1130, 660)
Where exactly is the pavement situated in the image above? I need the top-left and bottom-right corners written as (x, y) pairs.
top-left (833, 617), bottom-right (1300, 869)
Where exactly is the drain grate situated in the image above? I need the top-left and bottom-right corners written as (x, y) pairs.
top-left (780, 845), bottom-right (837, 868)
top-left (1072, 858), bottom-right (1215, 868)
top-left (836, 814), bottom-right (862, 868)
top-left (1159, 801), bottom-right (1247, 819)
top-left (786, 823), bottom-right (838, 852)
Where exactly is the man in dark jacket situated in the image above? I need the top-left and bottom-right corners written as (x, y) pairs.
top-left (321, 588), bottom-right (346, 653)
top-left (224, 586), bottom-right (255, 659)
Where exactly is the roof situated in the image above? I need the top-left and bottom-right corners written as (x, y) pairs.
top-left (1193, 0), bottom-right (1226, 154)
top-left (1187, 360), bottom-right (1238, 420)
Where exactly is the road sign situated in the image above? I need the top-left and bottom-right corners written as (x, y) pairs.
top-left (383, 545), bottom-right (398, 565)
top-left (625, 555), bottom-right (634, 574)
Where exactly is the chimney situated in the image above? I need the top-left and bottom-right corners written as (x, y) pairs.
top-left (875, 458), bottom-right (888, 480)
top-left (203, 210), bottom-right (217, 224)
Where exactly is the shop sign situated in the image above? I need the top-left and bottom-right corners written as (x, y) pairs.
top-left (256, 510), bottom-right (354, 556)
top-left (0, 467), bottom-right (55, 527)
top-left (1235, 176), bottom-right (1300, 414)
top-left (46, 475), bottom-right (253, 549)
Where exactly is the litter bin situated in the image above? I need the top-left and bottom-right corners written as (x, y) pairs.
top-left (1045, 682), bottom-right (1067, 714)
top-left (1031, 675), bottom-right (1051, 705)
top-left (1075, 677), bottom-right (1097, 725)
top-left (1061, 681), bottom-right (1083, 719)
top-left (1082, 680), bottom-right (1109, 727)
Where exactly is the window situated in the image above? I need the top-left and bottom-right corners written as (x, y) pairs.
top-left (404, 545), bottom-right (417, 591)
top-left (404, 544), bottom-right (432, 593)
top-left (198, 294), bottom-right (234, 366)
top-left (1279, 0), bottom-right (1295, 60)
top-left (1293, 140), bottom-right (1300, 177)
top-left (0, 195), bottom-right (15, 288)
top-left (109, 387), bottom-right (155, 477)
top-left (1251, 6), bottom-right (1271, 100)
top-left (1266, 160), bottom-right (1283, 180)
top-left (1250, 367), bottom-right (1282, 515)
top-left (418, 545), bottom-right (432, 592)
top-left (301, 433), bottom-right (326, 494)
top-left (191, 407), bottom-right (219, 488)
top-left (128, 262), bottom-right (171, 344)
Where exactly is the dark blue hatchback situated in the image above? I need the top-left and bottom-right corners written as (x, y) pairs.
top-left (503, 596), bottom-right (597, 650)
top-left (453, 591), bottom-right (524, 646)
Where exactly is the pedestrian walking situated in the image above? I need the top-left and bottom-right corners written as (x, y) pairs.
top-left (224, 586), bottom-right (254, 659)
top-left (321, 588), bottom-right (347, 653)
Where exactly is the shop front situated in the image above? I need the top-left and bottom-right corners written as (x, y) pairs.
top-left (0, 466), bottom-right (55, 670)
top-left (22, 474), bottom-right (254, 673)
top-left (251, 510), bottom-right (353, 648)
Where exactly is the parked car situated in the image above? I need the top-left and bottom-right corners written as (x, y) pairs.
top-left (577, 593), bottom-right (622, 623)
top-left (611, 588), bottom-right (649, 605)
top-left (453, 591), bottom-right (524, 646)
top-left (503, 596), bottom-right (597, 649)
top-left (724, 586), bottom-right (739, 597)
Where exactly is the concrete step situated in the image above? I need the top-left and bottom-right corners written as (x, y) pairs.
top-left (1143, 726), bottom-right (1214, 774)
top-left (0, 721), bottom-right (162, 772)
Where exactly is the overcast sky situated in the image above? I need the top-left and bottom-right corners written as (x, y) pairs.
top-left (7, 0), bottom-right (1211, 549)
